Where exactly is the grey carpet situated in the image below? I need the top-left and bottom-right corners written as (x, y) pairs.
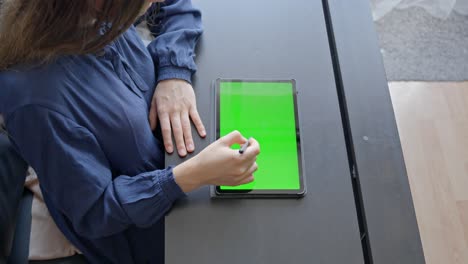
top-left (375, 7), bottom-right (468, 81)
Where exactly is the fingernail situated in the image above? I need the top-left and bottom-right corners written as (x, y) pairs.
top-left (179, 148), bottom-right (187, 156)
top-left (188, 144), bottom-right (194, 151)
top-left (167, 146), bottom-right (173, 153)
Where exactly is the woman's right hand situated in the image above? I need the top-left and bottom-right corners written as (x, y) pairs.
top-left (173, 131), bottom-right (260, 193)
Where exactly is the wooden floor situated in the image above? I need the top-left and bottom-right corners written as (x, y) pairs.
top-left (389, 82), bottom-right (468, 264)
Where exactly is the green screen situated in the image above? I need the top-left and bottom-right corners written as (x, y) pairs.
top-left (219, 81), bottom-right (300, 190)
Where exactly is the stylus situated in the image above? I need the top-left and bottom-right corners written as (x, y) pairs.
top-left (239, 138), bottom-right (251, 154)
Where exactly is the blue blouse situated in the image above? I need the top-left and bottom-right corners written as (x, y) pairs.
top-left (0, 1), bottom-right (202, 263)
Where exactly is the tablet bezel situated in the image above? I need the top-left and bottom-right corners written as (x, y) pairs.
top-left (214, 79), bottom-right (306, 198)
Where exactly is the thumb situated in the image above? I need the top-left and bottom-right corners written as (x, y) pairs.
top-left (220, 130), bottom-right (247, 147)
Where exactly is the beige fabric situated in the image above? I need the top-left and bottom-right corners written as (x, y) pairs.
top-left (25, 168), bottom-right (81, 260)
top-left (135, 21), bottom-right (155, 46)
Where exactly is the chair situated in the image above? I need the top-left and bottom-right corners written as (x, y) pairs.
top-left (0, 133), bottom-right (86, 264)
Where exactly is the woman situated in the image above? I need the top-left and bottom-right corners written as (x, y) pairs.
top-left (0, 0), bottom-right (260, 263)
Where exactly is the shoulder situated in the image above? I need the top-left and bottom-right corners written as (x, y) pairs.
top-left (0, 56), bottom-right (93, 117)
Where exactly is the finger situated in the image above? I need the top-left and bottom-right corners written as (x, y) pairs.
top-left (220, 130), bottom-right (247, 147)
top-left (170, 114), bottom-right (187, 157)
top-left (190, 107), bottom-right (206, 138)
top-left (242, 161), bottom-right (258, 178)
top-left (239, 175), bottom-right (255, 185)
top-left (159, 114), bottom-right (173, 153)
top-left (181, 112), bottom-right (194, 153)
top-left (241, 137), bottom-right (261, 161)
top-left (235, 161), bottom-right (258, 183)
top-left (149, 100), bottom-right (158, 130)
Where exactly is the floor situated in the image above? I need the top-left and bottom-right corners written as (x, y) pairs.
top-left (389, 82), bottom-right (468, 264)
top-left (376, 8), bottom-right (468, 81)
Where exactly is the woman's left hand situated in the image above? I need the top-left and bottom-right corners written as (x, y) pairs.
top-left (149, 79), bottom-right (206, 157)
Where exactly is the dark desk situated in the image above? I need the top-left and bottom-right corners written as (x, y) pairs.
top-left (165, 0), bottom-right (424, 263)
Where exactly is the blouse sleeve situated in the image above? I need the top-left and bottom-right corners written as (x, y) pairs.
top-left (145, 0), bottom-right (203, 83)
top-left (5, 105), bottom-right (185, 239)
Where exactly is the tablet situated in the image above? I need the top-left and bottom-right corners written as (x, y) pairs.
top-left (212, 79), bottom-right (306, 198)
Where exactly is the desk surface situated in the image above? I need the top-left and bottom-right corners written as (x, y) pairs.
top-left (164, 0), bottom-right (363, 263)
top-left (165, 0), bottom-right (424, 263)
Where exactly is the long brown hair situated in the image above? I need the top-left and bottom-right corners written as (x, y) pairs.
top-left (0, 0), bottom-right (147, 70)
